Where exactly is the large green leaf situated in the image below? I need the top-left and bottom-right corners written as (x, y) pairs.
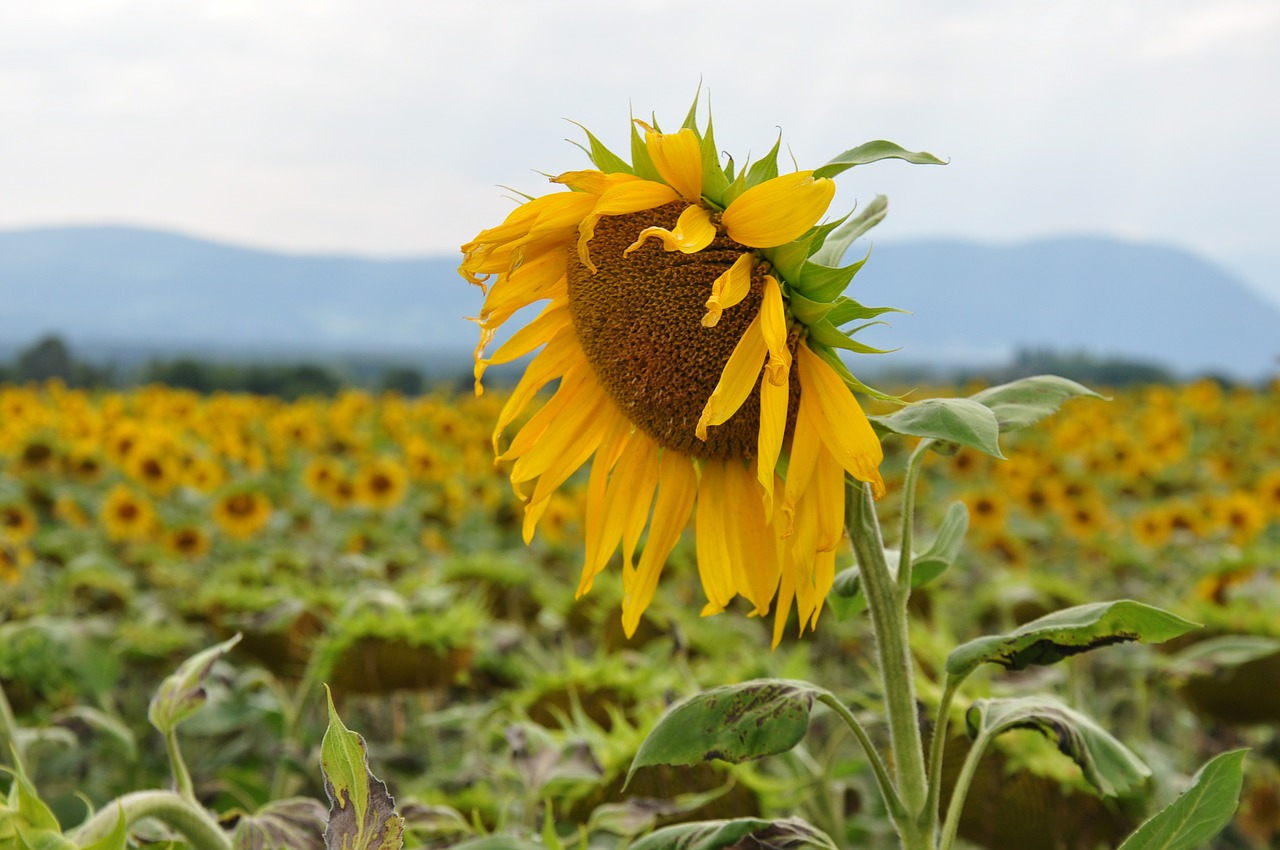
top-left (628, 681), bottom-right (825, 785)
top-left (1115, 750), bottom-right (1247, 850)
top-left (628, 817), bottom-right (838, 850)
top-left (148, 633), bottom-right (242, 735)
top-left (320, 686), bottom-right (405, 850)
top-left (966, 697), bottom-right (1151, 797)
top-left (869, 398), bottom-right (1004, 458)
top-left (947, 601), bottom-right (1199, 678)
top-left (814, 141), bottom-right (946, 180)
top-left (969, 375), bottom-right (1105, 432)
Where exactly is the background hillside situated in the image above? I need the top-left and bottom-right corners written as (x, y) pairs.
top-left (2, 225), bottom-right (1277, 381)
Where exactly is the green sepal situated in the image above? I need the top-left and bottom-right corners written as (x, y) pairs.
top-left (809, 344), bottom-right (902, 403)
top-left (566, 121), bottom-right (632, 175)
top-left (3, 757), bottom-right (60, 833)
top-left (807, 319), bottom-right (894, 356)
top-left (965, 697), bottom-right (1152, 798)
top-left (946, 600), bottom-right (1200, 678)
top-left (629, 115), bottom-right (662, 183)
top-left (764, 231), bottom-right (820, 284)
top-left (810, 195), bottom-right (888, 266)
top-left (826, 296), bottom-right (905, 328)
top-left (743, 132), bottom-right (782, 189)
top-left (788, 292), bottom-right (837, 325)
top-left (699, 103), bottom-right (729, 203)
top-left (813, 140), bottom-right (946, 180)
top-left (794, 254), bottom-right (869, 303)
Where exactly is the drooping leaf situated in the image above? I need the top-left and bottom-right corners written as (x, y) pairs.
top-left (966, 697), bottom-right (1151, 797)
top-left (813, 141), bottom-right (945, 180)
top-left (148, 633), bottom-right (242, 735)
top-left (946, 600), bottom-right (1199, 678)
top-left (321, 686), bottom-right (404, 850)
top-left (628, 817), bottom-right (839, 850)
top-left (628, 681), bottom-right (825, 785)
top-left (233, 798), bottom-right (327, 850)
top-left (809, 195), bottom-right (888, 266)
top-left (1167, 634), bottom-right (1280, 676)
top-left (1115, 750), bottom-right (1247, 850)
top-left (969, 375), bottom-right (1106, 432)
top-left (869, 398), bottom-right (1004, 458)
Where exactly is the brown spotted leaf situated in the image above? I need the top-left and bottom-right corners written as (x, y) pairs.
top-left (233, 798), bottom-right (327, 850)
top-left (627, 817), bottom-right (839, 850)
top-left (320, 687), bottom-right (404, 850)
top-left (627, 680), bottom-right (826, 787)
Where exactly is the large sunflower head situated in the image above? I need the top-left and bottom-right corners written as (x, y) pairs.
top-left (459, 96), bottom-right (941, 645)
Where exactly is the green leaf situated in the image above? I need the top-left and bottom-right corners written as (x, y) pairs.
top-left (627, 817), bottom-right (839, 850)
top-left (969, 374), bottom-right (1106, 432)
top-left (966, 697), bottom-right (1151, 797)
top-left (148, 633), bottom-right (242, 735)
top-left (869, 398), bottom-right (1004, 458)
top-left (3, 757), bottom-right (60, 833)
top-left (321, 686), bottom-right (405, 850)
top-left (809, 195), bottom-right (888, 267)
top-left (233, 798), bottom-right (328, 850)
top-left (13, 824), bottom-right (75, 850)
top-left (52, 707), bottom-right (136, 760)
top-left (1115, 750), bottom-right (1247, 850)
top-left (628, 681), bottom-right (825, 785)
top-left (813, 140), bottom-right (946, 180)
top-left (946, 600), bottom-right (1200, 678)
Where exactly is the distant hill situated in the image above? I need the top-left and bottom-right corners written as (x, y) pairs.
top-left (2, 225), bottom-right (1277, 380)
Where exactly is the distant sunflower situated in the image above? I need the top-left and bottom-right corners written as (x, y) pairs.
top-left (100, 484), bottom-right (156, 542)
top-left (353, 457), bottom-right (409, 510)
top-left (0, 502), bottom-right (38, 544)
top-left (212, 491), bottom-right (273, 540)
top-left (460, 97), bottom-right (940, 643)
top-left (166, 525), bottom-right (212, 558)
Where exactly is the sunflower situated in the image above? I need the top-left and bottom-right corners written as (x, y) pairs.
top-left (165, 525), bottom-right (212, 558)
top-left (212, 491), bottom-right (273, 540)
top-left (100, 484), bottom-right (156, 542)
top-left (459, 98), bottom-right (939, 644)
top-left (353, 456), bottom-right (410, 510)
top-left (0, 502), bottom-right (38, 544)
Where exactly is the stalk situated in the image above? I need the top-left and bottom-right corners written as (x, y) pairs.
top-left (846, 478), bottom-right (930, 847)
top-left (71, 790), bottom-right (232, 850)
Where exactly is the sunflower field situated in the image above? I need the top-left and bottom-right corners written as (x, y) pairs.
top-left (0, 376), bottom-right (1277, 850)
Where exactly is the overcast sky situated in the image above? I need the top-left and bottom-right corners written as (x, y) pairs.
top-left (3, 1), bottom-right (1278, 299)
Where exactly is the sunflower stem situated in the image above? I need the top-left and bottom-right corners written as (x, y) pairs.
top-left (923, 672), bottom-right (965, 845)
top-left (164, 727), bottom-right (197, 803)
top-left (938, 730), bottom-right (993, 850)
top-left (70, 790), bottom-right (231, 850)
top-left (846, 478), bottom-right (930, 840)
top-left (817, 692), bottom-right (906, 823)
top-left (897, 439), bottom-right (933, 598)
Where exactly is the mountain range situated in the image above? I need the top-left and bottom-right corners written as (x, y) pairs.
top-left (2, 225), bottom-right (1277, 380)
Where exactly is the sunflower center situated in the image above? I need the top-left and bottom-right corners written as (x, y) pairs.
top-left (567, 202), bottom-right (799, 460)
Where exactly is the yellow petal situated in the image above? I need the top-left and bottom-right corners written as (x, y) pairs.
top-left (551, 170), bottom-right (640, 195)
top-left (579, 433), bottom-right (660, 597)
top-left (795, 344), bottom-right (885, 497)
top-left (624, 204), bottom-right (715, 256)
top-left (726, 461), bottom-right (781, 616)
top-left (771, 557), bottom-right (796, 650)
top-left (621, 451), bottom-right (696, 637)
top-left (476, 300), bottom-right (571, 390)
top-left (492, 329), bottom-right (580, 454)
top-left (579, 416), bottom-right (634, 596)
top-left (695, 461), bottom-right (736, 615)
top-left (781, 397), bottom-right (820, 538)
top-left (721, 171), bottom-right (835, 248)
top-left (577, 180), bottom-right (679, 273)
top-left (702, 253), bottom-right (754, 328)
top-left (696, 312), bottom-right (767, 441)
top-left (639, 123), bottom-right (704, 201)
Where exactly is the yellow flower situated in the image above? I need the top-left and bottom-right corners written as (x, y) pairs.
top-left (459, 98), bottom-right (937, 645)
top-left (100, 484), bottom-right (156, 542)
top-left (0, 502), bottom-right (38, 544)
top-left (165, 525), bottom-right (212, 558)
top-left (212, 491), bottom-right (273, 540)
top-left (353, 457), bottom-right (409, 510)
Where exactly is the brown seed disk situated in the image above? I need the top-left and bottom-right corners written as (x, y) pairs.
top-left (567, 202), bottom-right (799, 460)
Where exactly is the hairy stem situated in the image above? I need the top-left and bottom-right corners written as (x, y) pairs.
top-left (817, 692), bottom-right (905, 822)
top-left (164, 727), bottom-right (197, 803)
top-left (897, 439), bottom-right (933, 598)
top-left (846, 479), bottom-right (930, 833)
top-left (924, 673), bottom-right (964, 843)
top-left (71, 790), bottom-right (231, 850)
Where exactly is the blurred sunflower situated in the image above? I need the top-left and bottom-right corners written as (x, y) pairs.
top-left (460, 97), bottom-right (940, 642)
top-left (0, 542), bottom-right (33, 584)
top-left (100, 484), bottom-right (156, 542)
top-left (0, 502), bottom-right (38, 544)
top-left (165, 525), bottom-right (212, 558)
top-left (212, 491), bottom-right (273, 540)
top-left (353, 457), bottom-right (409, 510)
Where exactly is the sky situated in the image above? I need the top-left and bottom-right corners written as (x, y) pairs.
top-left (3, 0), bottom-right (1278, 301)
